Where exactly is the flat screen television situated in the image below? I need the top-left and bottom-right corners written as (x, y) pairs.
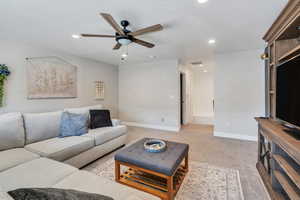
top-left (276, 54), bottom-right (300, 129)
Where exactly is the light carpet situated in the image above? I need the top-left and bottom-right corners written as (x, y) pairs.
top-left (86, 158), bottom-right (244, 200)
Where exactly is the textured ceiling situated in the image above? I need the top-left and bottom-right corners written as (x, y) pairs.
top-left (0, 0), bottom-right (287, 65)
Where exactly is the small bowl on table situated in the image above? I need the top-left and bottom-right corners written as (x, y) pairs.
top-left (144, 139), bottom-right (167, 153)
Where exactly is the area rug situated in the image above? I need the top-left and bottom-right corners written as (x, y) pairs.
top-left (87, 158), bottom-right (244, 200)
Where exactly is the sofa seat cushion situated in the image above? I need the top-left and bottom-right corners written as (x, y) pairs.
top-left (53, 171), bottom-right (159, 200)
top-left (83, 125), bottom-right (127, 146)
top-left (0, 158), bottom-right (78, 192)
top-left (25, 136), bottom-right (94, 161)
top-left (0, 148), bottom-right (40, 172)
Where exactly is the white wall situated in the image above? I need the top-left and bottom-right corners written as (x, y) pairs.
top-left (214, 49), bottom-right (265, 141)
top-left (119, 60), bottom-right (180, 131)
top-left (0, 40), bottom-right (119, 117)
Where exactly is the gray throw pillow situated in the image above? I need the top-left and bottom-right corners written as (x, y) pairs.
top-left (89, 110), bottom-right (113, 129)
top-left (59, 111), bottom-right (88, 138)
top-left (8, 188), bottom-right (113, 200)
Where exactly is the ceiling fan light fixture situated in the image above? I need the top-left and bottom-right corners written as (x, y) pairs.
top-left (118, 38), bottom-right (132, 45)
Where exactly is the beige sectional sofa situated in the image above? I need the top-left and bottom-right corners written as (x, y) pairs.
top-left (0, 106), bottom-right (159, 200)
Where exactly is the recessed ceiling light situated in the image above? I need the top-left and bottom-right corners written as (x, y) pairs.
top-left (208, 39), bottom-right (216, 44)
top-left (121, 53), bottom-right (128, 58)
top-left (72, 34), bottom-right (81, 39)
top-left (198, 0), bottom-right (208, 3)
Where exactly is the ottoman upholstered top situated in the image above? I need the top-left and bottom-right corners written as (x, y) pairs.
top-left (115, 138), bottom-right (189, 176)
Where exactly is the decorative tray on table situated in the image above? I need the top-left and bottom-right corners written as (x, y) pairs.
top-left (144, 139), bottom-right (167, 153)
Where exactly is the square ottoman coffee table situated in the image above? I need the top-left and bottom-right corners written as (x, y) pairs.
top-left (115, 138), bottom-right (189, 200)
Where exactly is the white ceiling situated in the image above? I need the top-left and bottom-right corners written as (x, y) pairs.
top-left (0, 0), bottom-right (287, 65)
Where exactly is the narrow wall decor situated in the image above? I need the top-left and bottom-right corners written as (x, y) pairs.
top-left (0, 64), bottom-right (11, 107)
top-left (95, 81), bottom-right (105, 100)
top-left (26, 56), bottom-right (77, 99)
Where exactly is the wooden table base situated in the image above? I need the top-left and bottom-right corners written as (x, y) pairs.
top-left (115, 154), bottom-right (188, 200)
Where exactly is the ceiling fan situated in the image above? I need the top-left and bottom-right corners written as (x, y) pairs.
top-left (80, 13), bottom-right (163, 50)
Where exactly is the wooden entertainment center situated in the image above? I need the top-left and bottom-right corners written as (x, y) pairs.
top-left (257, 1), bottom-right (300, 199)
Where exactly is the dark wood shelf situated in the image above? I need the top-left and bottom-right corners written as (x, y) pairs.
top-left (256, 119), bottom-right (300, 165)
top-left (257, 162), bottom-right (284, 200)
top-left (279, 44), bottom-right (300, 62)
top-left (273, 154), bottom-right (300, 189)
top-left (274, 170), bottom-right (300, 200)
top-left (256, 118), bottom-right (300, 200)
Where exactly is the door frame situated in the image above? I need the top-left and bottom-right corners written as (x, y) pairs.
top-left (180, 72), bottom-right (187, 125)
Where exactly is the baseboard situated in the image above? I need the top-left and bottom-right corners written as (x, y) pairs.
top-left (214, 131), bottom-right (257, 141)
top-left (193, 115), bottom-right (214, 125)
top-left (122, 121), bottom-right (180, 132)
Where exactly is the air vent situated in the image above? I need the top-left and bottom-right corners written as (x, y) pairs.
top-left (191, 61), bottom-right (203, 65)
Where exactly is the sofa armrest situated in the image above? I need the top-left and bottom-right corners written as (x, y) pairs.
top-left (111, 119), bottom-right (122, 127)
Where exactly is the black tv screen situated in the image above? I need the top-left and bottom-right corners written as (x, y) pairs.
top-left (276, 55), bottom-right (300, 128)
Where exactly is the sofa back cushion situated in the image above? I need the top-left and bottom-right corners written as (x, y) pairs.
top-left (23, 111), bottom-right (62, 144)
top-left (64, 105), bottom-right (103, 116)
top-left (64, 105), bottom-right (103, 127)
top-left (0, 113), bottom-right (25, 151)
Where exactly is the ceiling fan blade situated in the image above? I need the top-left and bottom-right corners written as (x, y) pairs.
top-left (81, 34), bottom-right (115, 38)
top-left (132, 38), bottom-right (155, 48)
top-left (129, 24), bottom-right (163, 37)
top-left (100, 13), bottom-right (124, 35)
top-left (113, 43), bottom-right (122, 50)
